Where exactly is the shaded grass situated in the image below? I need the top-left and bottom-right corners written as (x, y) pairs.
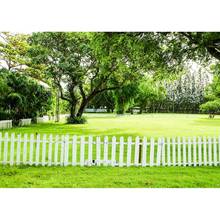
top-left (2, 113), bottom-right (220, 138)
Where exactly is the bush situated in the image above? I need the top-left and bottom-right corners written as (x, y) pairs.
top-left (66, 116), bottom-right (87, 124)
top-left (200, 100), bottom-right (220, 118)
top-left (0, 110), bottom-right (11, 120)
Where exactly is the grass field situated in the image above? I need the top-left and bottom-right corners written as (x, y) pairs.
top-left (1, 113), bottom-right (220, 188)
top-left (2, 113), bottom-right (220, 138)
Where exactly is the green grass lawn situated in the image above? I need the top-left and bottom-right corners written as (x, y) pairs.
top-left (1, 113), bottom-right (220, 188)
top-left (2, 113), bottom-right (220, 138)
top-left (1, 165), bottom-right (220, 188)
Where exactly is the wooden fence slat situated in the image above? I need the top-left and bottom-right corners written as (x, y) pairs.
top-left (64, 135), bottom-right (69, 166)
top-left (119, 137), bottom-right (124, 167)
top-left (213, 136), bottom-right (217, 166)
top-left (103, 136), bottom-right (108, 166)
top-left (60, 135), bottom-right (65, 166)
top-left (42, 134), bottom-right (47, 166)
top-left (156, 138), bottom-right (161, 166)
top-left (35, 134), bottom-right (40, 166)
top-left (208, 137), bottom-right (212, 166)
top-left (126, 137), bottom-right (132, 167)
top-left (3, 133), bottom-right (8, 165)
top-left (183, 137), bottom-right (186, 167)
top-left (88, 136), bottom-right (93, 166)
top-left (72, 135), bottom-right (77, 166)
top-left (150, 137), bottom-right (154, 167)
top-left (134, 136), bottom-right (140, 166)
top-left (48, 134), bottom-right (53, 166)
top-left (111, 136), bottom-right (117, 167)
top-left (177, 137), bottom-right (181, 166)
top-left (161, 137), bottom-right (165, 166)
top-left (198, 137), bottom-right (202, 166)
top-left (9, 133), bottom-right (15, 166)
top-left (96, 136), bottom-right (101, 166)
top-left (167, 137), bottom-right (171, 166)
top-left (54, 135), bottom-right (59, 166)
top-left (142, 137), bottom-right (147, 167)
top-left (29, 134), bottom-right (34, 165)
top-left (172, 137), bottom-right (176, 166)
top-left (203, 137), bottom-right (207, 166)
top-left (16, 134), bottom-right (21, 165)
top-left (193, 137), bottom-right (197, 167)
top-left (188, 137), bottom-right (192, 166)
top-left (23, 134), bottom-right (28, 165)
top-left (80, 136), bottom-right (85, 166)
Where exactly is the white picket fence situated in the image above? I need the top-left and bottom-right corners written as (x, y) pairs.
top-left (0, 132), bottom-right (220, 167)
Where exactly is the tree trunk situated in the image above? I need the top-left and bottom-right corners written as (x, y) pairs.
top-left (76, 99), bottom-right (88, 117)
top-left (70, 103), bottom-right (76, 118)
top-left (55, 90), bottom-right (60, 122)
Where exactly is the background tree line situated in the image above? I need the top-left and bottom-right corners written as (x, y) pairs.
top-left (0, 32), bottom-right (220, 123)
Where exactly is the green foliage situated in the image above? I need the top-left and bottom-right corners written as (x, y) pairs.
top-left (200, 75), bottom-right (220, 118)
top-left (200, 100), bottom-right (220, 117)
top-left (66, 116), bottom-right (87, 124)
top-left (29, 32), bottom-right (179, 118)
top-left (0, 69), bottom-right (52, 123)
top-left (135, 77), bottom-right (166, 113)
top-left (0, 32), bottom-right (30, 71)
top-left (114, 83), bottom-right (139, 114)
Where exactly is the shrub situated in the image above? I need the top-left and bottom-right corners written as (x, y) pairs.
top-left (66, 116), bottom-right (87, 124)
top-left (200, 100), bottom-right (220, 118)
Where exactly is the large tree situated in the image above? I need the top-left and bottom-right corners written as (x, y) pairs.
top-left (29, 32), bottom-right (171, 122)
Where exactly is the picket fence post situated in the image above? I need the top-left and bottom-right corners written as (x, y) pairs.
top-left (150, 137), bottom-right (154, 167)
top-left (64, 135), bottom-right (69, 166)
top-left (88, 136), bottom-right (93, 166)
top-left (183, 137), bottom-right (186, 167)
top-left (203, 137), bottom-right (207, 166)
top-left (198, 136), bottom-right (202, 166)
top-left (208, 137), bottom-right (212, 166)
top-left (157, 138), bottom-right (161, 166)
top-left (42, 134), bottom-right (47, 166)
top-left (72, 135), bottom-right (77, 166)
top-left (35, 134), bottom-right (40, 166)
top-left (16, 134), bottom-right (21, 165)
top-left (54, 135), bottom-right (59, 166)
top-left (119, 136), bottom-right (124, 167)
top-left (167, 137), bottom-right (171, 166)
top-left (103, 136), bottom-right (108, 166)
top-left (213, 136), bottom-right (217, 166)
top-left (80, 136), bottom-right (85, 166)
top-left (177, 137), bottom-right (181, 166)
top-left (29, 134), bottom-right (34, 165)
top-left (48, 134), bottom-right (53, 166)
top-left (111, 136), bottom-right (116, 167)
top-left (141, 137), bottom-right (147, 167)
top-left (9, 133), bottom-right (15, 166)
top-left (126, 136), bottom-right (132, 167)
top-left (172, 137), bottom-right (176, 166)
top-left (161, 137), bottom-right (165, 166)
top-left (134, 136), bottom-right (140, 166)
top-left (188, 137), bottom-right (192, 166)
top-left (60, 135), bottom-right (65, 166)
top-left (96, 136), bottom-right (101, 166)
